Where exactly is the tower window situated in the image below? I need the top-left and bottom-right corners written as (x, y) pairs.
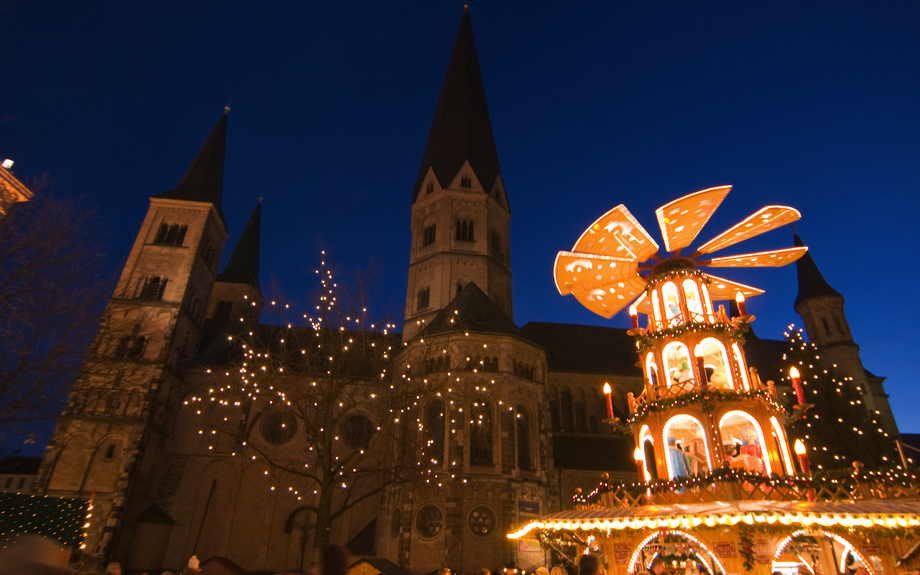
top-left (426, 182), bottom-right (434, 195)
top-left (141, 277), bottom-right (167, 300)
top-left (154, 223), bottom-right (188, 246)
top-left (489, 230), bottom-right (503, 258)
top-left (470, 398), bottom-right (493, 466)
top-left (115, 336), bottom-right (146, 359)
top-left (455, 219), bottom-right (474, 242)
top-left (103, 443), bottom-right (116, 461)
top-left (215, 300), bottom-right (234, 320)
top-left (417, 287), bottom-right (430, 310)
top-left (460, 175), bottom-right (471, 188)
top-left (822, 318), bottom-right (831, 336)
top-left (422, 224), bottom-right (437, 247)
top-left (516, 405), bottom-right (531, 471)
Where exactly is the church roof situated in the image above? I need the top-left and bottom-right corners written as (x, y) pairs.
top-left (216, 202), bottom-right (261, 287)
top-left (153, 113), bottom-right (227, 222)
top-left (794, 231), bottom-right (843, 307)
top-left (520, 322), bottom-right (642, 376)
top-left (420, 282), bottom-right (522, 339)
top-left (412, 10), bottom-right (502, 203)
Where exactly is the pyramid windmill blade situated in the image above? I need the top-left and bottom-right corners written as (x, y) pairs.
top-left (696, 206), bottom-right (802, 255)
top-left (554, 251), bottom-right (638, 295)
top-left (702, 273), bottom-right (765, 301)
top-left (572, 205), bottom-right (659, 262)
top-left (703, 246), bottom-right (808, 268)
top-left (655, 185), bottom-right (731, 253)
top-left (570, 276), bottom-right (648, 319)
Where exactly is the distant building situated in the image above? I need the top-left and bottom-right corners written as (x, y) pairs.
top-left (0, 454), bottom-right (42, 493)
top-left (0, 161), bottom-right (34, 216)
top-left (34, 8), bottom-right (897, 574)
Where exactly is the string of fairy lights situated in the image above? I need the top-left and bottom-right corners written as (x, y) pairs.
top-left (779, 326), bottom-right (895, 470)
top-left (185, 252), bottom-right (534, 509)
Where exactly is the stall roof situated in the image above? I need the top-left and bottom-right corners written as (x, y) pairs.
top-left (508, 499), bottom-right (920, 539)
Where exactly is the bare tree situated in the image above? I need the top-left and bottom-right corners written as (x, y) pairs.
top-left (0, 193), bottom-right (111, 447)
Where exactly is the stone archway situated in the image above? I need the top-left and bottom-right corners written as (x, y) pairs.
top-left (772, 530), bottom-right (875, 575)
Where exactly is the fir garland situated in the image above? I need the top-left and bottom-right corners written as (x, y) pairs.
top-left (628, 389), bottom-right (784, 422)
top-left (738, 524), bottom-right (755, 572)
top-left (634, 321), bottom-right (748, 353)
top-left (574, 466), bottom-right (920, 506)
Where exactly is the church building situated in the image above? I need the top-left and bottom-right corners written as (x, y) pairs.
top-left (33, 9), bottom-right (897, 574)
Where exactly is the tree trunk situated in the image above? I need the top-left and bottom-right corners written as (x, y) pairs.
top-left (310, 489), bottom-right (334, 567)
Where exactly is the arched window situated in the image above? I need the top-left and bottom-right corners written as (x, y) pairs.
top-left (142, 277), bottom-right (167, 300)
top-left (469, 398), bottom-right (493, 466)
top-left (548, 400), bottom-right (560, 432)
top-left (662, 342), bottom-right (692, 387)
top-left (645, 352), bottom-right (659, 388)
top-left (651, 289), bottom-right (662, 327)
top-left (662, 414), bottom-right (711, 479)
top-left (682, 279), bottom-right (704, 321)
top-left (719, 411), bottom-right (771, 475)
top-left (417, 287), bottom-right (430, 310)
top-left (574, 401), bottom-right (587, 433)
top-left (426, 181), bottom-right (434, 195)
top-left (560, 391), bottom-right (574, 432)
top-left (516, 405), bottom-right (531, 470)
top-left (771, 416), bottom-right (795, 475)
top-left (701, 283), bottom-right (714, 316)
top-left (155, 223), bottom-right (188, 246)
top-left (460, 175), bottom-right (472, 188)
top-left (732, 343), bottom-right (750, 390)
top-left (422, 224), bottom-right (437, 247)
top-left (662, 282), bottom-right (682, 325)
top-left (695, 338), bottom-right (734, 389)
top-left (455, 219), bottom-right (474, 242)
top-left (424, 400), bottom-right (445, 467)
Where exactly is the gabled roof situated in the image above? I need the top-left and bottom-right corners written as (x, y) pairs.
top-left (420, 282), bottom-right (522, 338)
top-left (412, 10), bottom-right (502, 204)
top-left (794, 232), bottom-right (843, 307)
top-left (216, 202), bottom-right (261, 287)
top-left (520, 322), bottom-right (642, 376)
top-left (154, 113), bottom-right (227, 222)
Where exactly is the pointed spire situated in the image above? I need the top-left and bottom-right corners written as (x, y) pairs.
top-left (154, 112), bottom-right (228, 221)
top-left (413, 10), bottom-right (502, 202)
top-left (217, 202), bottom-right (261, 287)
top-left (793, 231), bottom-right (842, 307)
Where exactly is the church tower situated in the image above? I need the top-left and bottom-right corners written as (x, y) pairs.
top-left (793, 232), bottom-right (898, 433)
top-left (207, 201), bottom-right (263, 322)
top-left (34, 113), bottom-right (231, 563)
top-left (403, 8), bottom-right (512, 339)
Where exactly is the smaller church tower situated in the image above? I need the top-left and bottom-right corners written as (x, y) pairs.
top-left (207, 201), bottom-right (263, 322)
top-left (34, 112), bottom-right (231, 562)
top-left (793, 232), bottom-right (898, 433)
top-left (403, 8), bottom-right (512, 339)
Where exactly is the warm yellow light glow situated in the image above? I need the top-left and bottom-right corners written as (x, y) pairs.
top-left (603, 382), bottom-right (612, 395)
top-left (794, 439), bottom-right (806, 455)
top-left (629, 304), bottom-right (638, 317)
top-left (735, 292), bottom-right (745, 303)
top-left (634, 447), bottom-right (644, 461)
top-left (789, 366), bottom-right (800, 379)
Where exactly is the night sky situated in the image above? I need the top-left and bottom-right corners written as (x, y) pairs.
top-left (2, 2), bottom-right (918, 431)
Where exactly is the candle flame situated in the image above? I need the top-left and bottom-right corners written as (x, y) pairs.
top-left (789, 366), bottom-right (800, 379)
top-left (794, 438), bottom-right (807, 455)
top-left (603, 382), bottom-right (611, 394)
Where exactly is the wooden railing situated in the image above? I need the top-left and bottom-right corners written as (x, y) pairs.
top-left (575, 468), bottom-right (920, 509)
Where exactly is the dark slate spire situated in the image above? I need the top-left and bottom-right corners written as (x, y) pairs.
top-left (154, 113), bottom-right (227, 221)
top-left (794, 232), bottom-right (842, 307)
top-left (413, 10), bottom-right (502, 202)
top-left (216, 202), bottom-right (260, 287)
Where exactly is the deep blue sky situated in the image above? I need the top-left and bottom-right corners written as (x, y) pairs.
top-left (2, 2), bottom-right (918, 430)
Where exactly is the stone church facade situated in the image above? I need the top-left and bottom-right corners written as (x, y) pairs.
top-left (33, 9), bottom-right (896, 575)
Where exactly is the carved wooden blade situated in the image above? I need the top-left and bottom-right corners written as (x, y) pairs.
top-left (571, 275), bottom-right (648, 319)
top-left (703, 246), bottom-right (808, 268)
top-left (655, 185), bottom-right (731, 253)
top-left (703, 274), bottom-right (765, 300)
top-left (554, 251), bottom-right (639, 295)
top-left (572, 204), bottom-right (659, 262)
top-left (697, 205), bottom-right (802, 255)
